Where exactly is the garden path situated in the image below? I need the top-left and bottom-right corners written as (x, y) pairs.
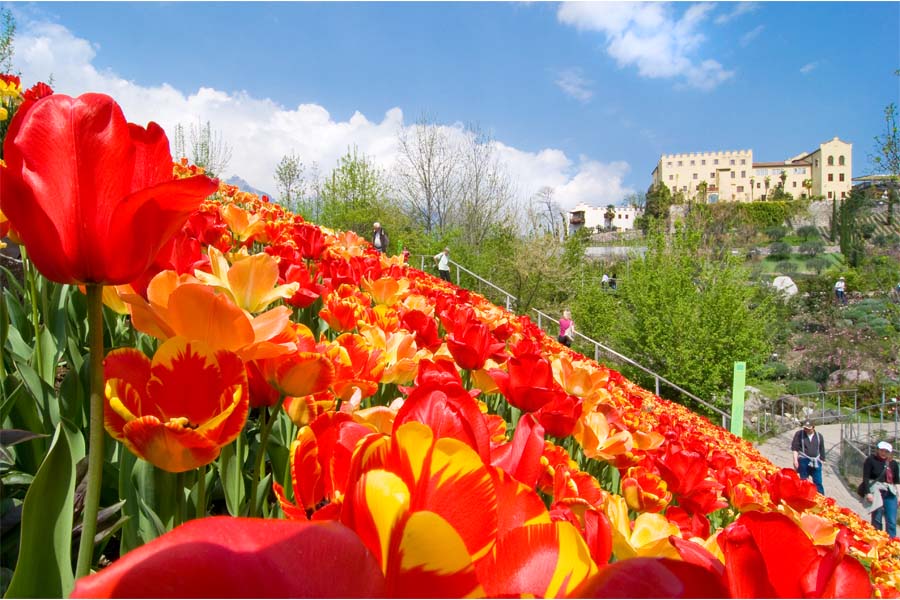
top-left (756, 424), bottom-right (869, 521)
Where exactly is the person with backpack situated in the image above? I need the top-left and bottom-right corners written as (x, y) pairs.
top-left (862, 441), bottom-right (899, 538)
top-left (791, 420), bottom-right (825, 494)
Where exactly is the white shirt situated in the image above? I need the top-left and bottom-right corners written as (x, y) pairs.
top-left (835, 280), bottom-right (845, 292)
top-left (435, 252), bottom-right (450, 270)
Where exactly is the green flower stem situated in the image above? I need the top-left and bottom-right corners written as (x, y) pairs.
top-left (74, 284), bottom-right (106, 579)
top-left (196, 464), bottom-right (206, 519)
top-left (248, 402), bottom-right (281, 517)
top-left (175, 471), bottom-right (186, 526)
top-left (22, 248), bottom-right (44, 380)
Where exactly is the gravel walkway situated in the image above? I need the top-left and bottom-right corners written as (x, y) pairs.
top-left (756, 423), bottom-right (868, 520)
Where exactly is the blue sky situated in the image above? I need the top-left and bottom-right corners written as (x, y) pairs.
top-left (6, 2), bottom-right (899, 209)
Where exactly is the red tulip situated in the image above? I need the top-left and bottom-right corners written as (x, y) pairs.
top-left (718, 511), bottom-right (872, 598)
top-left (446, 321), bottom-right (506, 371)
top-left (1, 93), bottom-right (217, 284)
top-left (767, 467), bottom-right (819, 511)
top-left (489, 353), bottom-right (562, 413)
top-left (70, 517), bottom-right (386, 598)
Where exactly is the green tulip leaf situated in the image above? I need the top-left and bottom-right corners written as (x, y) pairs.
top-left (218, 436), bottom-right (247, 517)
top-left (4, 424), bottom-right (76, 599)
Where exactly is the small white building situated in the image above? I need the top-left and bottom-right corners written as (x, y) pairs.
top-left (569, 203), bottom-right (643, 234)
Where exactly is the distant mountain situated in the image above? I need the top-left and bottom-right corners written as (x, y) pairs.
top-left (224, 175), bottom-right (275, 200)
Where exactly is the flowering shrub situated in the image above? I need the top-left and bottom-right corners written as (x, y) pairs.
top-left (1, 81), bottom-right (899, 598)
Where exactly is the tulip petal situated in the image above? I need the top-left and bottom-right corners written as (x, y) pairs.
top-left (477, 521), bottom-right (597, 598)
top-left (573, 557), bottom-right (729, 599)
top-left (70, 517), bottom-right (385, 598)
top-left (388, 511), bottom-right (483, 599)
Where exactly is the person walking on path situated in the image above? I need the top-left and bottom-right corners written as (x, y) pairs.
top-left (372, 222), bottom-right (389, 254)
top-left (862, 441), bottom-right (899, 538)
top-left (433, 247), bottom-right (451, 282)
top-left (557, 309), bottom-right (575, 347)
top-left (834, 276), bottom-right (847, 305)
top-left (791, 420), bottom-right (825, 494)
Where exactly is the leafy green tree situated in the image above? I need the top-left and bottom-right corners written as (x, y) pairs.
top-left (696, 180), bottom-right (708, 204)
top-left (798, 239), bottom-right (824, 257)
top-left (172, 120), bottom-right (232, 178)
top-left (769, 241), bottom-right (792, 261)
top-left (573, 230), bottom-right (777, 409)
top-left (319, 147), bottom-right (392, 241)
top-left (1, 7), bottom-right (14, 73)
top-left (838, 188), bottom-right (870, 267)
top-left (796, 225), bottom-right (820, 241)
top-left (603, 204), bottom-right (616, 229)
top-left (870, 102), bottom-right (899, 225)
top-left (764, 225), bottom-right (788, 241)
top-left (274, 152), bottom-right (305, 214)
top-left (640, 183), bottom-right (672, 233)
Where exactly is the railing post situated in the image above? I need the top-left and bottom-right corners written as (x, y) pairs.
top-left (655, 376), bottom-right (660, 397)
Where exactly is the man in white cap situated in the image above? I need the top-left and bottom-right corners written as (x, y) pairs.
top-left (862, 441), bottom-right (899, 537)
top-left (791, 420), bottom-right (825, 494)
top-left (834, 276), bottom-right (847, 305)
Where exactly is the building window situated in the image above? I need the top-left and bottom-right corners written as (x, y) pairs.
top-left (815, 159), bottom-right (819, 167)
top-left (682, 186), bottom-right (687, 192)
top-left (701, 160), bottom-right (706, 165)
top-left (678, 161), bottom-right (683, 166)
top-left (690, 160), bottom-right (695, 166)
top-left (839, 173), bottom-right (845, 182)
top-left (827, 155), bottom-right (834, 166)
top-left (828, 174), bottom-right (833, 182)
top-left (839, 155), bottom-right (845, 166)
top-left (668, 175), bottom-right (674, 181)
top-left (741, 171), bottom-right (746, 177)
top-left (667, 162), bottom-right (672, 167)
top-left (714, 159), bottom-right (719, 165)
top-left (731, 171), bottom-right (736, 178)
top-left (709, 172), bottom-right (715, 179)
top-left (730, 159), bottom-right (735, 165)
top-left (828, 191), bottom-right (833, 198)
top-left (737, 186), bottom-right (744, 192)
top-left (693, 173), bottom-right (698, 179)
top-left (841, 191), bottom-right (846, 199)
top-left (741, 159), bottom-right (746, 165)
top-left (757, 183), bottom-right (761, 189)
top-left (792, 181), bottom-right (797, 188)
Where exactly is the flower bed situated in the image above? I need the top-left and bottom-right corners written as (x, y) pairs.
top-left (1, 81), bottom-right (898, 598)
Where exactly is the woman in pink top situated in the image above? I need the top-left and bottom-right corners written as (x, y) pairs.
top-left (558, 309), bottom-right (575, 347)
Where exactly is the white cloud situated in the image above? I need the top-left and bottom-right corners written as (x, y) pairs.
top-left (740, 25), bottom-right (765, 47)
top-left (714, 2), bottom-right (758, 25)
top-left (555, 67), bottom-right (594, 102)
top-left (557, 2), bottom-right (734, 91)
top-left (12, 16), bottom-right (634, 212)
top-left (800, 61), bottom-right (819, 74)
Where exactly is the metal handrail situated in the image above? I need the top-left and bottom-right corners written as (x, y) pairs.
top-left (532, 308), bottom-right (731, 429)
top-left (753, 389), bottom-right (859, 437)
top-left (839, 401), bottom-right (900, 486)
top-left (415, 255), bottom-right (517, 311)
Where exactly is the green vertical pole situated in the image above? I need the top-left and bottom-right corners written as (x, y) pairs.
top-left (730, 362), bottom-right (746, 437)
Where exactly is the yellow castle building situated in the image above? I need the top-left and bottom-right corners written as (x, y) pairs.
top-left (651, 137), bottom-right (852, 203)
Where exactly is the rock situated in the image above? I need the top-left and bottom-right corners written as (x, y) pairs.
top-left (827, 369), bottom-right (873, 388)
